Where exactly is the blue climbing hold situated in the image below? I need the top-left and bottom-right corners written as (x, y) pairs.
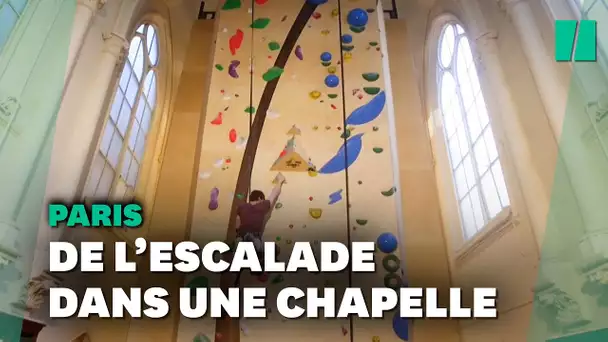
top-left (342, 34), bottom-right (353, 44)
top-left (325, 74), bottom-right (339, 88)
top-left (318, 134), bottom-right (364, 174)
top-left (377, 232), bottom-right (398, 253)
top-left (347, 8), bottom-right (368, 27)
top-left (307, 0), bottom-right (328, 4)
top-left (393, 311), bottom-right (409, 341)
top-left (345, 91), bottom-right (386, 126)
top-left (320, 52), bottom-right (332, 62)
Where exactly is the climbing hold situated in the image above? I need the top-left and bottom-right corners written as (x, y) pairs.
top-left (369, 41), bottom-right (378, 46)
top-left (350, 26), bottom-right (366, 33)
top-left (268, 41), bottom-right (280, 51)
top-left (245, 106), bottom-right (255, 114)
top-left (308, 169), bottom-right (318, 177)
top-left (275, 236), bottom-right (281, 241)
top-left (341, 326), bottom-right (348, 336)
top-left (327, 93), bottom-right (338, 99)
top-left (384, 273), bottom-right (403, 289)
top-left (309, 208), bottom-right (323, 219)
top-left (210, 112), bottom-right (223, 125)
top-left (286, 239), bottom-right (293, 245)
top-left (363, 87), bottom-right (381, 95)
top-left (381, 186), bottom-right (397, 197)
top-left (271, 274), bottom-right (284, 284)
top-left (340, 128), bottom-right (351, 139)
top-left (355, 219), bottom-right (367, 226)
top-left (320, 52), bottom-right (332, 62)
top-left (328, 189), bottom-right (343, 204)
top-left (228, 129), bottom-right (237, 143)
top-left (328, 66), bottom-right (337, 74)
top-left (372, 336), bottom-right (380, 342)
top-left (275, 202), bottom-right (283, 209)
top-left (342, 45), bottom-right (354, 52)
top-left (331, 8), bottom-right (339, 17)
top-left (193, 333), bottom-right (211, 342)
top-left (258, 273), bottom-right (268, 282)
top-left (312, 125), bottom-right (319, 130)
top-left (251, 18), bottom-right (271, 29)
top-left (343, 52), bottom-right (353, 61)
top-left (393, 311), bottom-right (409, 341)
top-left (307, 0), bottom-right (328, 4)
top-left (222, 0), bottom-right (241, 10)
top-left (262, 66), bottom-right (284, 81)
top-left (254, 0), bottom-right (268, 4)
top-left (372, 126), bottom-right (379, 131)
top-left (321, 29), bottom-right (331, 36)
top-left (228, 60), bottom-right (240, 78)
top-left (309, 91), bottom-right (321, 100)
top-left (215, 64), bottom-right (224, 71)
top-left (208, 187), bottom-right (219, 211)
top-left (342, 34), bottom-right (353, 44)
top-left (198, 171), bottom-right (211, 179)
top-left (372, 147), bottom-right (384, 153)
top-left (236, 136), bottom-right (246, 149)
top-left (267, 109), bottom-right (280, 119)
top-left (213, 159), bottom-right (224, 168)
top-left (229, 29), bottom-right (244, 55)
top-left (377, 232), bottom-right (398, 253)
top-left (345, 91), bottom-right (386, 126)
top-left (294, 45), bottom-right (304, 60)
top-left (382, 254), bottom-right (401, 273)
top-left (318, 133), bottom-right (364, 174)
top-left (312, 12), bottom-right (321, 19)
top-left (308, 196), bottom-right (313, 201)
top-left (325, 74), bottom-right (340, 88)
top-left (362, 72), bottom-right (380, 82)
top-left (347, 8), bottom-right (368, 27)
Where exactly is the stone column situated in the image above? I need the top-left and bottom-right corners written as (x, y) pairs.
top-left (65, 0), bottom-right (107, 82)
top-left (498, 0), bottom-right (569, 139)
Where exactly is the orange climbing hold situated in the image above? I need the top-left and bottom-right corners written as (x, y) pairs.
top-left (229, 29), bottom-right (244, 55)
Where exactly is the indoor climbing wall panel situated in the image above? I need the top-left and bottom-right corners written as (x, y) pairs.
top-left (247, 0), bottom-right (350, 341)
top-left (178, 2), bottom-right (253, 341)
top-left (340, 2), bottom-right (407, 342)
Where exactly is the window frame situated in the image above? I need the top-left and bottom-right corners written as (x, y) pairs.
top-left (426, 14), bottom-right (514, 259)
top-left (86, 22), bottom-right (160, 202)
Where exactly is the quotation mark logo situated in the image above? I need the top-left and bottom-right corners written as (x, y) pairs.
top-left (555, 20), bottom-right (597, 62)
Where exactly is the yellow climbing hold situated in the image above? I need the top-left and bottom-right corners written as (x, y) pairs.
top-left (308, 169), bottom-right (318, 177)
top-left (309, 91), bottom-right (321, 100)
top-left (343, 52), bottom-right (353, 62)
top-left (328, 66), bottom-right (337, 74)
top-left (309, 208), bottom-right (323, 219)
top-left (321, 29), bottom-right (330, 36)
top-left (372, 336), bottom-right (380, 342)
top-left (331, 8), bottom-right (339, 17)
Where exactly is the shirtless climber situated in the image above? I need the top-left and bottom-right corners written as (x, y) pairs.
top-left (234, 173), bottom-right (286, 282)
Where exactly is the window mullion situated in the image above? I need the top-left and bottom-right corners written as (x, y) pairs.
top-left (452, 36), bottom-right (491, 225)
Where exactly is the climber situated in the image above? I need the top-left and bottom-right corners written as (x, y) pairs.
top-left (234, 172), bottom-right (286, 282)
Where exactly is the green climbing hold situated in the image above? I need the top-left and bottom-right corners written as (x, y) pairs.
top-left (222, 0), bottom-right (241, 10)
top-left (215, 64), bottom-right (224, 71)
top-left (342, 45), bottom-right (354, 52)
top-left (327, 94), bottom-right (338, 99)
top-left (363, 87), bottom-right (381, 95)
top-left (372, 147), bottom-right (384, 154)
top-left (245, 106), bottom-right (255, 114)
top-left (268, 41), bottom-right (280, 51)
top-left (321, 61), bottom-right (331, 67)
top-left (262, 66), bottom-right (284, 82)
top-left (350, 26), bottom-right (365, 33)
top-left (381, 187), bottom-right (397, 197)
top-left (275, 236), bottom-right (281, 241)
top-left (236, 193), bottom-right (245, 199)
top-left (194, 334), bottom-right (212, 342)
top-left (275, 202), bottom-right (283, 209)
top-left (340, 129), bottom-right (351, 139)
top-left (271, 275), bottom-right (284, 284)
top-left (251, 18), bottom-right (271, 29)
top-left (356, 219), bottom-right (368, 225)
top-left (369, 41), bottom-right (378, 46)
top-left (362, 72), bottom-right (380, 82)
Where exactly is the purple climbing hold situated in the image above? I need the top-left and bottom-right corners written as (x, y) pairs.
top-left (209, 187), bottom-right (219, 210)
top-left (295, 45), bottom-right (304, 60)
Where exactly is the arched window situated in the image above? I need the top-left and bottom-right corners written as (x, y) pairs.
top-left (436, 23), bottom-right (510, 240)
top-left (0, 0), bottom-right (28, 52)
top-left (85, 23), bottom-right (160, 200)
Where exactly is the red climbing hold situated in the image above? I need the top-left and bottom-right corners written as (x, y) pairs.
top-left (211, 112), bottom-right (223, 125)
top-left (255, 0), bottom-right (268, 4)
top-left (258, 273), bottom-right (269, 282)
top-left (229, 128), bottom-right (237, 142)
top-left (279, 149), bottom-right (287, 157)
top-left (312, 12), bottom-right (321, 19)
top-left (225, 158), bottom-right (231, 163)
top-left (229, 29), bottom-right (244, 55)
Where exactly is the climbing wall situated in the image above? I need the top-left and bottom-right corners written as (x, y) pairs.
top-left (184, 1), bottom-right (407, 342)
top-left (178, 1), bottom-right (253, 341)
